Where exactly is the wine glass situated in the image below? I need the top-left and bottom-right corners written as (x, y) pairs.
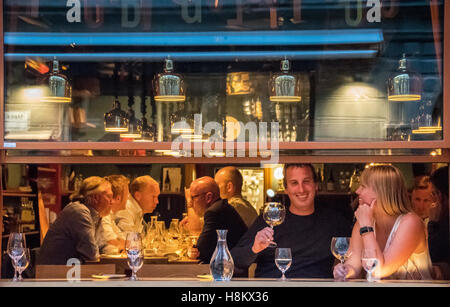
top-left (7, 233), bottom-right (26, 281)
top-left (126, 232), bottom-right (144, 281)
top-left (275, 248), bottom-right (292, 281)
top-left (13, 248), bottom-right (30, 281)
top-left (263, 202), bottom-right (286, 247)
top-left (331, 237), bottom-right (352, 264)
top-left (361, 249), bottom-right (379, 282)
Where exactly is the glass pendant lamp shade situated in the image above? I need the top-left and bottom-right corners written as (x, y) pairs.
top-left (153, 58), bottom-right (186, 102)
top-left (120, 108), bottom-right (142, 138)
top-left (269, 59), bottom-right (301, 103)
top-left (387, 54), bottom-right (422, 102)
top-left (41, 58), bottom-right (72, 103)
top-left (134, 117), bottom-right (156, 142)
top-left (104, 99), bottom-right (129, 132)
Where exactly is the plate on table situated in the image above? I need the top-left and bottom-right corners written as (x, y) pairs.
top-left (92, 273), bottom-right (127, 280)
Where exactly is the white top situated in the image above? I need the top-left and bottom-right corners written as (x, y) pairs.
top-left (97, 212), bottom-right (126, 254)
top-left (114, 195), bottom-right (144, 235)
top-left (384, 214), bottom-right (434, 280)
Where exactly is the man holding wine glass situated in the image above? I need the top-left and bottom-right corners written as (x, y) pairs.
top-left (232, 164), bottom-right (352, 278)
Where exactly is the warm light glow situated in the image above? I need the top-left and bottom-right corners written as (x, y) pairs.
top-left (120, 132), bottom-right (142, 138)
top-left (105, 127), bottom-right (129, 133)
top-left (274, 166), bottom-right (284, 180)
top-left (225, 115), bottom-right (241, 141)
top-left (40, 96), bottom-right (72, 103)
top-left (269, 96), bottom-right (301, 103)
top-left (154, 95), bottom-right (186, 102)
top-left (388, 94), bottom-right (421, 102)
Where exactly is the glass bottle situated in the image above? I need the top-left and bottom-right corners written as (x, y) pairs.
top-left (209, 229), bottom-right (234, 281)
top-left (164, 170), bottom-right (171, 192)
top-left (327, 170), bottom-right (335, 192)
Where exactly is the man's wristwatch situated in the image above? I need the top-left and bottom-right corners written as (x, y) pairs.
top-left (359, 226), bottom-right (374, 236)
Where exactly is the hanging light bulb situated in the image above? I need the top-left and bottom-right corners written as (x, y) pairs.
top-left (41, 57), bottom-right (72, 103)
top-left (104, 98), bottom-right (129, 132)
top-left (387, 54), bottom-right (422, 102)
top-left (268, 59), bottom-right (301, 103)
top-left (153, 58), bottom-right (186, 102)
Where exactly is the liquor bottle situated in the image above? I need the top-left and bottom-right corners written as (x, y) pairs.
top-left (164, 170), bottom-right (171, 192)
top-left (317, 168), bottom-right (323, 192)
top-left (327, 170), bottom-right (335, 192)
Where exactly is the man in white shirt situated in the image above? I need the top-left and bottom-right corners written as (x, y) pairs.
top-left (214, 166), bottom-right (258, 228)
top-left (98, 175), bottom-right (130, 254)
top-left (115, 175), bottom-right (160, 235)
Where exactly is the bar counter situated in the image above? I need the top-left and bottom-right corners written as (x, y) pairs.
top-left (0, 278), bottom-right (448, 287)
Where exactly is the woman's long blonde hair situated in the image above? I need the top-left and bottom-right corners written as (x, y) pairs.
top-left (360, 164), bottom-right (412, 216)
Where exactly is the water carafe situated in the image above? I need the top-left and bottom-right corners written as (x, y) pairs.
top-left (209, 229), bottom-right (234, 281)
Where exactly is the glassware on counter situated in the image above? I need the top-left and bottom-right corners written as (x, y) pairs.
top-left (7, 232), bottom-right (26, 281)
top-left (361, 249), bottom-right (379, 282)
top-left (275, 248), bottom-right (292, 281)
top-left (209, 230), bottom-right (234, 281)
top-left (126, 232), bottom-right (144, 281)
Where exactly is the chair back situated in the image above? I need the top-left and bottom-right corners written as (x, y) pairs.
top-left (35, 264), bottom-right (116, 279)
top-left (38, 192), bottom-right (49, 244)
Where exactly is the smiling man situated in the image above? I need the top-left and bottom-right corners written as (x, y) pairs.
top-left (231, 164), bottom-right (352, 278)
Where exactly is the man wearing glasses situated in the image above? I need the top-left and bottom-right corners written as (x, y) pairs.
top-left (188, 176), bottom-right (248, 263)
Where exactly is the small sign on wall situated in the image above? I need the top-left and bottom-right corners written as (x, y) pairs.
top-left (5, 111), bottom-right (30, 131)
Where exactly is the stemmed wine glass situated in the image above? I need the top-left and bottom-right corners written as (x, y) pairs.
top-left (331, 237), bottom-right (352, 264)
top-left (14, 248), bottom-right (30, 281)
top-left (7, 232), bottom-right (26, 281)
top-left (275, 248), bottom-right (292, 281)
top-left (126, 232), bottom-right (144, 281)
top-left (361, 249), bottom-right (379, 282)
top-left (263, 202), bottom-right (286, 247)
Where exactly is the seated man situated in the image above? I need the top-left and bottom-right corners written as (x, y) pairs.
top-left (38, 176), bottom-right (113, 265)
top-left (231, 164), bottom-right (352, 278)
top-left (115, 175), bottom-right (160, 234)
top-left (214, 166), bottom-right (258, 228)
top-left (189, 177), bottom-right (248, 263)
top-left (180, 188), bottom-right (203, 236)
top-left (411, 176), bottom-right (436, 221)
top-left (98, 175), bottom-right (130, 254)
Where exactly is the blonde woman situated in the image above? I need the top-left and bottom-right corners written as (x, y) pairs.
top-left (333, 164), bottom-right (433, 280)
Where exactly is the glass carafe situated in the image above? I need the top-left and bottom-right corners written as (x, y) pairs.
top-left (209, 229), bottom-right (234, 281)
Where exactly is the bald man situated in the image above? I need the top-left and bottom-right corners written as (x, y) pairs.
top-left (215, 166), bottom-right (258, 227)
top-left (115, 175), bottom-right (160, 235)
top-left (190, 176), bottom-right (248, 263)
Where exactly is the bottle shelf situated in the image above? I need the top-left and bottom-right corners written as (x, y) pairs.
top-left (2, 190), bottom-right (36, 197)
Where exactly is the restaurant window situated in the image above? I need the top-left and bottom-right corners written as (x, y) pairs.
top-left (2, 0), bottom-right (444, 146)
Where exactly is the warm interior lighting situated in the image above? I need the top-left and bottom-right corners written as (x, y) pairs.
top-left (120, 108), bottom-right (142, 138)
top-left (104, 99), bottom-right (129, 133)
top-left (269, 59), bottom-right (301, 103)
top-left (226, 72), bottom-right (252, 96)
top-left (153, 58), bottom-right (186, 102)
top-left (387, 54), bottom-right (422, 102)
